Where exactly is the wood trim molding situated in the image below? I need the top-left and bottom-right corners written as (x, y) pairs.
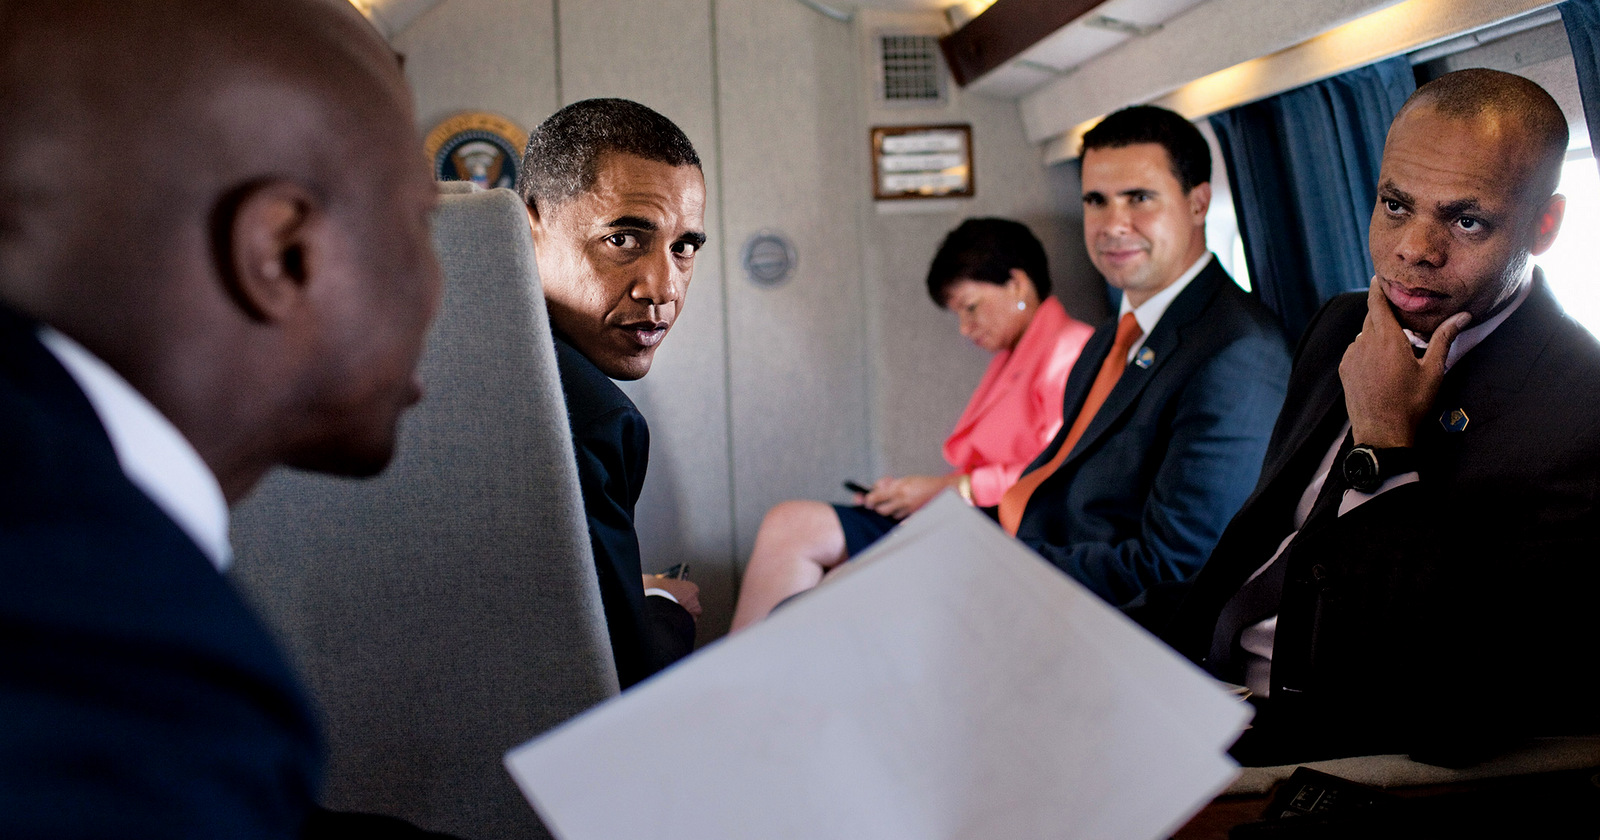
top-left (939, 0), bottom-right (1102, 87)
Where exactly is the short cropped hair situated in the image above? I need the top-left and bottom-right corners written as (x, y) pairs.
top-left (1080, 105), bottom-right (1211, 193)
top-left (1402, 68), bottom-right (1568, 202)
top-left (925, 217), bottom-right (1051, 306)
top-left (517, 98), bottom-right (701, 211)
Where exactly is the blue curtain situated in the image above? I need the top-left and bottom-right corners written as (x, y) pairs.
top-left (1210, 58), bottom-right (1415, 343)
top-left (1562, 0), bottom-right (1600, 178)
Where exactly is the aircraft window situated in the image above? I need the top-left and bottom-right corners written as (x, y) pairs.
top-left (1197, 118), bottom-right (1253, 294)
top-left (1203, 181), bottom-right (1253, 294)
top-left (1231, 231), bottom-right (1250, 294)
top-left (1540, 150), bottom-right (1600, 336)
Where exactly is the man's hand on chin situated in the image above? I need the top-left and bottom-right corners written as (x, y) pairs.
top-left (1339, 277), bottom-right (1471, 448)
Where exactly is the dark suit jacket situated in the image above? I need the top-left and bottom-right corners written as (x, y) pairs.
top-left (0, 304), bottom-right (321, 838)
top-left (1015, 258), bottom-right (1291, 606)
top-left (553, 334), bottom-right (695, 690)
top-left (1158, 273), bottom-right (1600, 763)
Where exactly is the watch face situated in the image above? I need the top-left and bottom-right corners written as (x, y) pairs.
top-left (1344, 447), bottom-right (1380, 492)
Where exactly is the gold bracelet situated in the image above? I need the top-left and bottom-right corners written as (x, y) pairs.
top-left (956, 473), bottom-right (974, 504)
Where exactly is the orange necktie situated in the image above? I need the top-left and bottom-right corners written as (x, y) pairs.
top-left (999, 312), bottom-right (1143, 535)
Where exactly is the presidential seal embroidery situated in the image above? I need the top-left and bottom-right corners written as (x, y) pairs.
top-left (424, 112), bottom-right (528, 190)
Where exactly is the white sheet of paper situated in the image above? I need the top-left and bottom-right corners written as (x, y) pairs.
top-left (505, 492), bottom-right (1250, 840)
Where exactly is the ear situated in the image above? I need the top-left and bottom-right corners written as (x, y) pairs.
top-left (222, 179), bottom-right (320, 322)
top-left (1188, 181), bottom-right (1212, 223)
top-left (525, 201), bottom-right (543, 242)
top-left (1530, 193), bottom-right (1566, 256)
top-left (1005, 268), bottom-right (1030, 293)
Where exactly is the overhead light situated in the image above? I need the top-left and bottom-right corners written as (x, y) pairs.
top-left (946, 0), bottom-right (1000, 30)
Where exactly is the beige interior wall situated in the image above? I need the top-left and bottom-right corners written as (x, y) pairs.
top-left (386, 0), bottom-right (1098, 638)
top-left (854, 10), bottom-right (1108, 481)
top-left (714, 3), bottom-right (875, 568)
top-left (394, 0), bottom-right (559, 131)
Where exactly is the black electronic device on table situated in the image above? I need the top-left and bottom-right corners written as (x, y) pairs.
top-left (1229, 764), bottom-right (1600, 838)
top-left (1229, 767), bottom-right (1394, 838)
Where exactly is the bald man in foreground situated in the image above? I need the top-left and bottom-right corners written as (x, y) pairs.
top-left (1146, 69), bottom-right (1600, 766)
top-left (0, 1), bottom-right (452, 836)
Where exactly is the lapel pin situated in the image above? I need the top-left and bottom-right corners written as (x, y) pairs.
top-left (1134, 347), bottom-right (1156, 369)
top-left (1439, 408), bottom-right (1469, 433)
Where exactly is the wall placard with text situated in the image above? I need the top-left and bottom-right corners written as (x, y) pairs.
top-left (870, 124), bottom-right (974, 200)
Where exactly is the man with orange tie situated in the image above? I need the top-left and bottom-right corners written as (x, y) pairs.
top-left (998, 105), bottom-right (1290, 607)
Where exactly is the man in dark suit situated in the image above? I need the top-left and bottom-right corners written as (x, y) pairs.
top-left (0, 1), bottom-right (453, 836)
top-left (517, 99), bottom-right (707, 690)
top-left (1150, 69), bottom-right (1597, 765)
top-left (999, 106), bottom-right (1291, 607)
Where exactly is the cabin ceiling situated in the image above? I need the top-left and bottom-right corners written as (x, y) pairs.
top-left (354, 0), bottom-right (960, 40)
top-left (353, 0), bottom-right (1218, 101)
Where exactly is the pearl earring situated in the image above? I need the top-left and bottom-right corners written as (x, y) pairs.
top-left (1016, 300), bottom-right (1026, 311)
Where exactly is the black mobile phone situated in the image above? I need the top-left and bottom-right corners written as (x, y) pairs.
top-left (843, 480), bottom-right (872, 495)
top-left (1228, 767), bottom-right (1396, 838)
top-left (656, 563), bottom-right (689, 580)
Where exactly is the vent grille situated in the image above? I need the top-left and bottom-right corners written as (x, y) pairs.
top-left (878, 33), bottom-right (946, 106)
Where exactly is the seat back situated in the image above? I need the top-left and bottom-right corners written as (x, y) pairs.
top-left (230, 183), bottom-right (618, 839)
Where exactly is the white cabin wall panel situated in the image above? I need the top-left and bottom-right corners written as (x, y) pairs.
top-left (393, 0), bottom-right (559, 132)
top-left (713, 0), bottom-right (875, 564)
top-left (557, 0), bottom-right (738, 640)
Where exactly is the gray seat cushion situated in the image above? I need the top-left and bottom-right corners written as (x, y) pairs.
top-left (231, 184), bottom-right (617, 839)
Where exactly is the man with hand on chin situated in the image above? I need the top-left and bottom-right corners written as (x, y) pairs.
top-left (1149, 69), bottom-right (1600, 766)
top-left (518, 99), bottom-right (708, 689)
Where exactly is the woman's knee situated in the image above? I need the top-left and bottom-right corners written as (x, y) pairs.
top-left (755, 500), bottom-right (846, 560)
top-left (760, 500), bottom-right (837, 537)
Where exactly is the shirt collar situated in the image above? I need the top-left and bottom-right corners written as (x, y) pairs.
top-left (1118, 252), bottom-right (1213, 358)
top-left (38, 327), bottom-right (232, 572)
top-left (1403, 274), bottom-right (1532, 372)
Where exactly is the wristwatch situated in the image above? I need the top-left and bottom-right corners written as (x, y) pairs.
top-left (1342, 444), bottom-right (1417, 493)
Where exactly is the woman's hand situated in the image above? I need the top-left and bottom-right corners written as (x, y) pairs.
top-left (860, 474), bottom-right (961, 520)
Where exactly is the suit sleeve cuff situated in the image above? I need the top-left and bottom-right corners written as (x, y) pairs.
top-left (644, 587), bottom-right (679, 605)
top-left (1339, 471), bottom-right (1420, 516)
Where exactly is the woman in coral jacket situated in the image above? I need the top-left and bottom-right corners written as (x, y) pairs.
top-left (730, 218), bottom-right (1093, 631)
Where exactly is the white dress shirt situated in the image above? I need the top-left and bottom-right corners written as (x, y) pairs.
top-left (1118, 252), bottom-right (1215, 362)
top-left (39, 327), bottom-right (232, 572)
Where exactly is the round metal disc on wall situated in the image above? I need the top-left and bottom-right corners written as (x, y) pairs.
top-left (742, 231), bottom-right (798, 288)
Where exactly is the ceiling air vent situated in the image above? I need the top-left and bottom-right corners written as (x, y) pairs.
top-left (877, 33), bottom-right (948, 107)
